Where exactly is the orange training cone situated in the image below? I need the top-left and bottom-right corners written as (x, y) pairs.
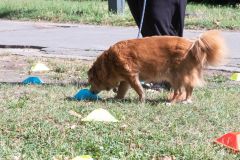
top-left (215, 132), bottom-right (240, 152)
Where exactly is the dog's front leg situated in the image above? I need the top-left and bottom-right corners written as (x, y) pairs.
top-left (128, 76), bottom-right (145, 102)
top-left (115, 81), bottom-right (130, 99)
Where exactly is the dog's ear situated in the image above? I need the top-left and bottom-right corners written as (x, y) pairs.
top-left (98, 51), bottom-right (110, 79)
top-left (88, 51), bottom-right (109, 85)
top-left (87, 67), bottom-right (92, 82)
top-left (88, 65), bottom-right (98, 84)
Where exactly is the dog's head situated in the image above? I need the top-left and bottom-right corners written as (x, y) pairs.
top-left (88, 51), bottom-right (119, 94)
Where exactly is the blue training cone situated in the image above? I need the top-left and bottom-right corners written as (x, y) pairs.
top-left (22, 76), bottom-right (43, 84)
top-left (73, 89), bottom-right (101, 101)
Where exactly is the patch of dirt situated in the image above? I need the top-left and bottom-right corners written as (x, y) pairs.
top-left (0, 50), bottom-right (92, 85)
top-left (0, 53), bottom-right (29, 82)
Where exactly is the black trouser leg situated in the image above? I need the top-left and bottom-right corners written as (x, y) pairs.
top-left (126, 0), bottom-right (142, 28)
top-left (127, 0), bottom-right (157, 37)
top-left (150, 0), bottom-right (178, 36)
top-left (127, 0), bottom-right (187, 37)
top-left (173, 0), bottom-right (187, 36)
top-left (149, 0), bottom-right (187, 37)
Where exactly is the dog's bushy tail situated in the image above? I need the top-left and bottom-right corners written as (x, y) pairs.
top-left (191, 30), bottom-right (228, 66)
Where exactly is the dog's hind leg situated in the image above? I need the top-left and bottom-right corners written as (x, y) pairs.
top-left (128, 76), bottom-right (145, 102)
top-left (168, 87), bottom-right (186, 103)
top-left (115, 81), bottom-right (130, 99)
top-left (168, 90), bottom-right (179, 103)
top-left (166, 89), bottom-right (180, 105)
top-left (182, 86), bottom-right (193, 104)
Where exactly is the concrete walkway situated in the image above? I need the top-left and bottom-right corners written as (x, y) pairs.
top-left (0, 20), bottom-right (239, 72)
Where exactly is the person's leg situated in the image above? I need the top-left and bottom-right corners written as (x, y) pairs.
top-left (149, 0), bottom-right (178, 36)
top-left (127, 0), bottom-right (157, 37)
top-left (126, 0), bottom-right (143, 28)
top-left (140, 0), bottom-right (158, 37)
top-left (172, 0), bottom-right (187, 37)
top-left (127, 0), bottom-right (187, 37)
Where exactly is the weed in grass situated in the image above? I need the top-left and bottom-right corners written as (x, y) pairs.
top-left (54, 64), bottom-right (67, 73)
top-left (8, 95), bottom-right (29, 109)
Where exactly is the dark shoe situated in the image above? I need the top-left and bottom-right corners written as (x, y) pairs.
top-left (141, 81), bottom-right (171, 91)
top-left (151, 81), bottom-right (171, 91)
top-left (141, 81), bottom-right (152, 89)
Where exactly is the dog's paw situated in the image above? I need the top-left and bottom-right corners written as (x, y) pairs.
top-left (182, 99), bottom-right (193, 104)
top-left (165, 102), bottom-right (172, 106)
top-left (139, 96), bottom-right (146, 103)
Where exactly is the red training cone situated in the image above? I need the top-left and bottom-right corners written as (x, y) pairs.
top-left (215, 132), bottom-right (240, 152)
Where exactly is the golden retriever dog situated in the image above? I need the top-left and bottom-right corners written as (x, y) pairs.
top-left (88, 30), bottom-right (227, 103)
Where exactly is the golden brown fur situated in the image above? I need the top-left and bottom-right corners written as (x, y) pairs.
top-left (88, 30), bottom-right (227, 103)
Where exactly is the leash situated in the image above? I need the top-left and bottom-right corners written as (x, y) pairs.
top-left (137, 0), bottom-right (147, 38)
top-left (137, 0), bottom-right (148, 87)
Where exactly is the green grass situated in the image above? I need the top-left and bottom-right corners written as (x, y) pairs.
top-left (0, 0), bottom-right (240, 29)
top-left (0, 0), bottom-right (133, 26)
top-left (186, 3), bottom-right (240, 30)
top-left (0, 62), bottom-right (240, 159)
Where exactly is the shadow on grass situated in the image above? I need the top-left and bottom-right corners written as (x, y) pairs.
top-left (0, 11), bottom-right (13, 18)
top-left (0, 81), bottom-right (89, 87)
top-left (65, 97), bottom-right (168, 106)
top-left (0, 9), bottom-right (37, 18)
top-left (104, 98), bottom-right (168, 105)
top-left (1, 81), bottom-right (169, 105)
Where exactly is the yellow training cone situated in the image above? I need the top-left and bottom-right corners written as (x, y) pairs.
top-left (230, 73), bottom-right (240, 81)
top-left (31, 63), bottom-right (50, 72)
top-left (82, 108), bottom-right (118, 122)
top-left (72, 155), bottom-right (93, 160)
